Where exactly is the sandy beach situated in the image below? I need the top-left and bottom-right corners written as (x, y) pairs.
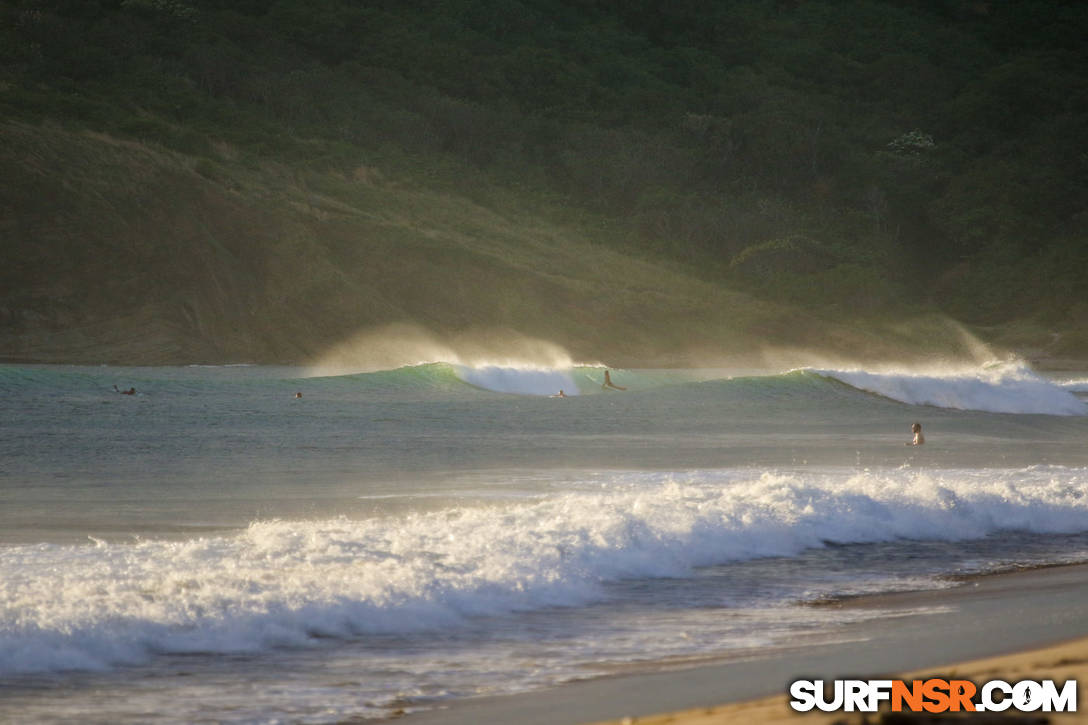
top-left (405, 564), bottom-right (1088, 725)
top-left (588, 633), bottom-right (1088, 724)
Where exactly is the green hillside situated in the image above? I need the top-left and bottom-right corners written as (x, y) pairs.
top-left (2, 0), bottom-right (1086, 365)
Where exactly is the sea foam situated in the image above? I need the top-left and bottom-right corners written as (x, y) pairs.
top-left (3, 466), bottom-right (1088, 676)
top-left (812, 364), bottom-right (1087, 415)
top-left (454, 365), bottom-right (579, 396)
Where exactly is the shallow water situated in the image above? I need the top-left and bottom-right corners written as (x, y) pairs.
top-left (3, 362), bottom-right (1088, 722)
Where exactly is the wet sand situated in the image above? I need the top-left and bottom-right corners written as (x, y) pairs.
top-left (403, 564), bottom-right (1088, 725)
top-left (587, 632), bottom-right (1088, 724)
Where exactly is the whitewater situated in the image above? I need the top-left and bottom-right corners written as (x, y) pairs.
top-left (3, 361), bottom-right (1088, 723)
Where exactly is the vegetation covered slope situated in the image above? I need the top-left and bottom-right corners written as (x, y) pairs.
top-left (2, 0), bottom-right (1086, 364)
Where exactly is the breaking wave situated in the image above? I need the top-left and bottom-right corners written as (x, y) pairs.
top-left (1, 360), bottom-right (1083, 414)
top-left (810, 364), bottom-right (1087, 416)
top-left (3, 465), bottom-right (1088, 676)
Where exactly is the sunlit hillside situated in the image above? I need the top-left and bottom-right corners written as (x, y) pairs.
top-left (2, 1), bottom-right (1085, 364)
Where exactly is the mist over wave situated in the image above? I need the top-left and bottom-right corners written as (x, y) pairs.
top-left (4, 466), bottom-right (1088, 676)
top-left (307, 323), bottom-right (582, 376)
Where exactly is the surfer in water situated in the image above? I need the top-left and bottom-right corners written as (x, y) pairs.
top-left (907, 422), bottom-right (925, 446)
top-left (551, 389), bottom-right (567, 398)
top-left (113, 385), bottom-right (136, 395)
top-left (602, 370), bottom-right (626, 391)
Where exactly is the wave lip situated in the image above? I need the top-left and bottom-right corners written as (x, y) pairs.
top-left (812, 364), bottom-right (1088, 416)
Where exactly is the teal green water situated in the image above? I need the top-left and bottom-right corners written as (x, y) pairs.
top-left (4, 363), bottom-right (1086, 543)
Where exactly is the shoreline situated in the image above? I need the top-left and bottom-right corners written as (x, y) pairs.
top-left (802, 558), bottom-right (1088, 610)
top-left (401, 563), bottom-right (1088, 725)
top-left (587, 632), bottom-right (1088, 724)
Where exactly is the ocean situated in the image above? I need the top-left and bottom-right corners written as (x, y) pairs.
top-left (3, 361), bottom-right (1088, 723)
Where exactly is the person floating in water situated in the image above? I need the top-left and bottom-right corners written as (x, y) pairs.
top-left (907, 422), bottom-right (925, 446)
top-left (551, 389), bottom-right (567, 398)
top-left (602, 370), bottom-right (626, 391)
top-left (295, 392), bottom-right (303, 399)
top-left (113, 385), bottom-right (136, 395)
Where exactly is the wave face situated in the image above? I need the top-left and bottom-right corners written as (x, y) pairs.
top-left (4, 465), bottom-right (1088, 677)
top-left (320, 364), bottom-right (704, 397)
top-left (811, 364), bottom-right (1088, 416)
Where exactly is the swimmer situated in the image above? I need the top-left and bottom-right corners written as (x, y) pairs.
top-left (602, 370), bottom-right (627, 391)
top-left (113, 385), bottom-right (136, 395)
top-left (295, 392), bottom-right (303, 399)
top-left (907, 422), bottom-right (925, 446)
top-left (551, 389), bottom-right (567, 398)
